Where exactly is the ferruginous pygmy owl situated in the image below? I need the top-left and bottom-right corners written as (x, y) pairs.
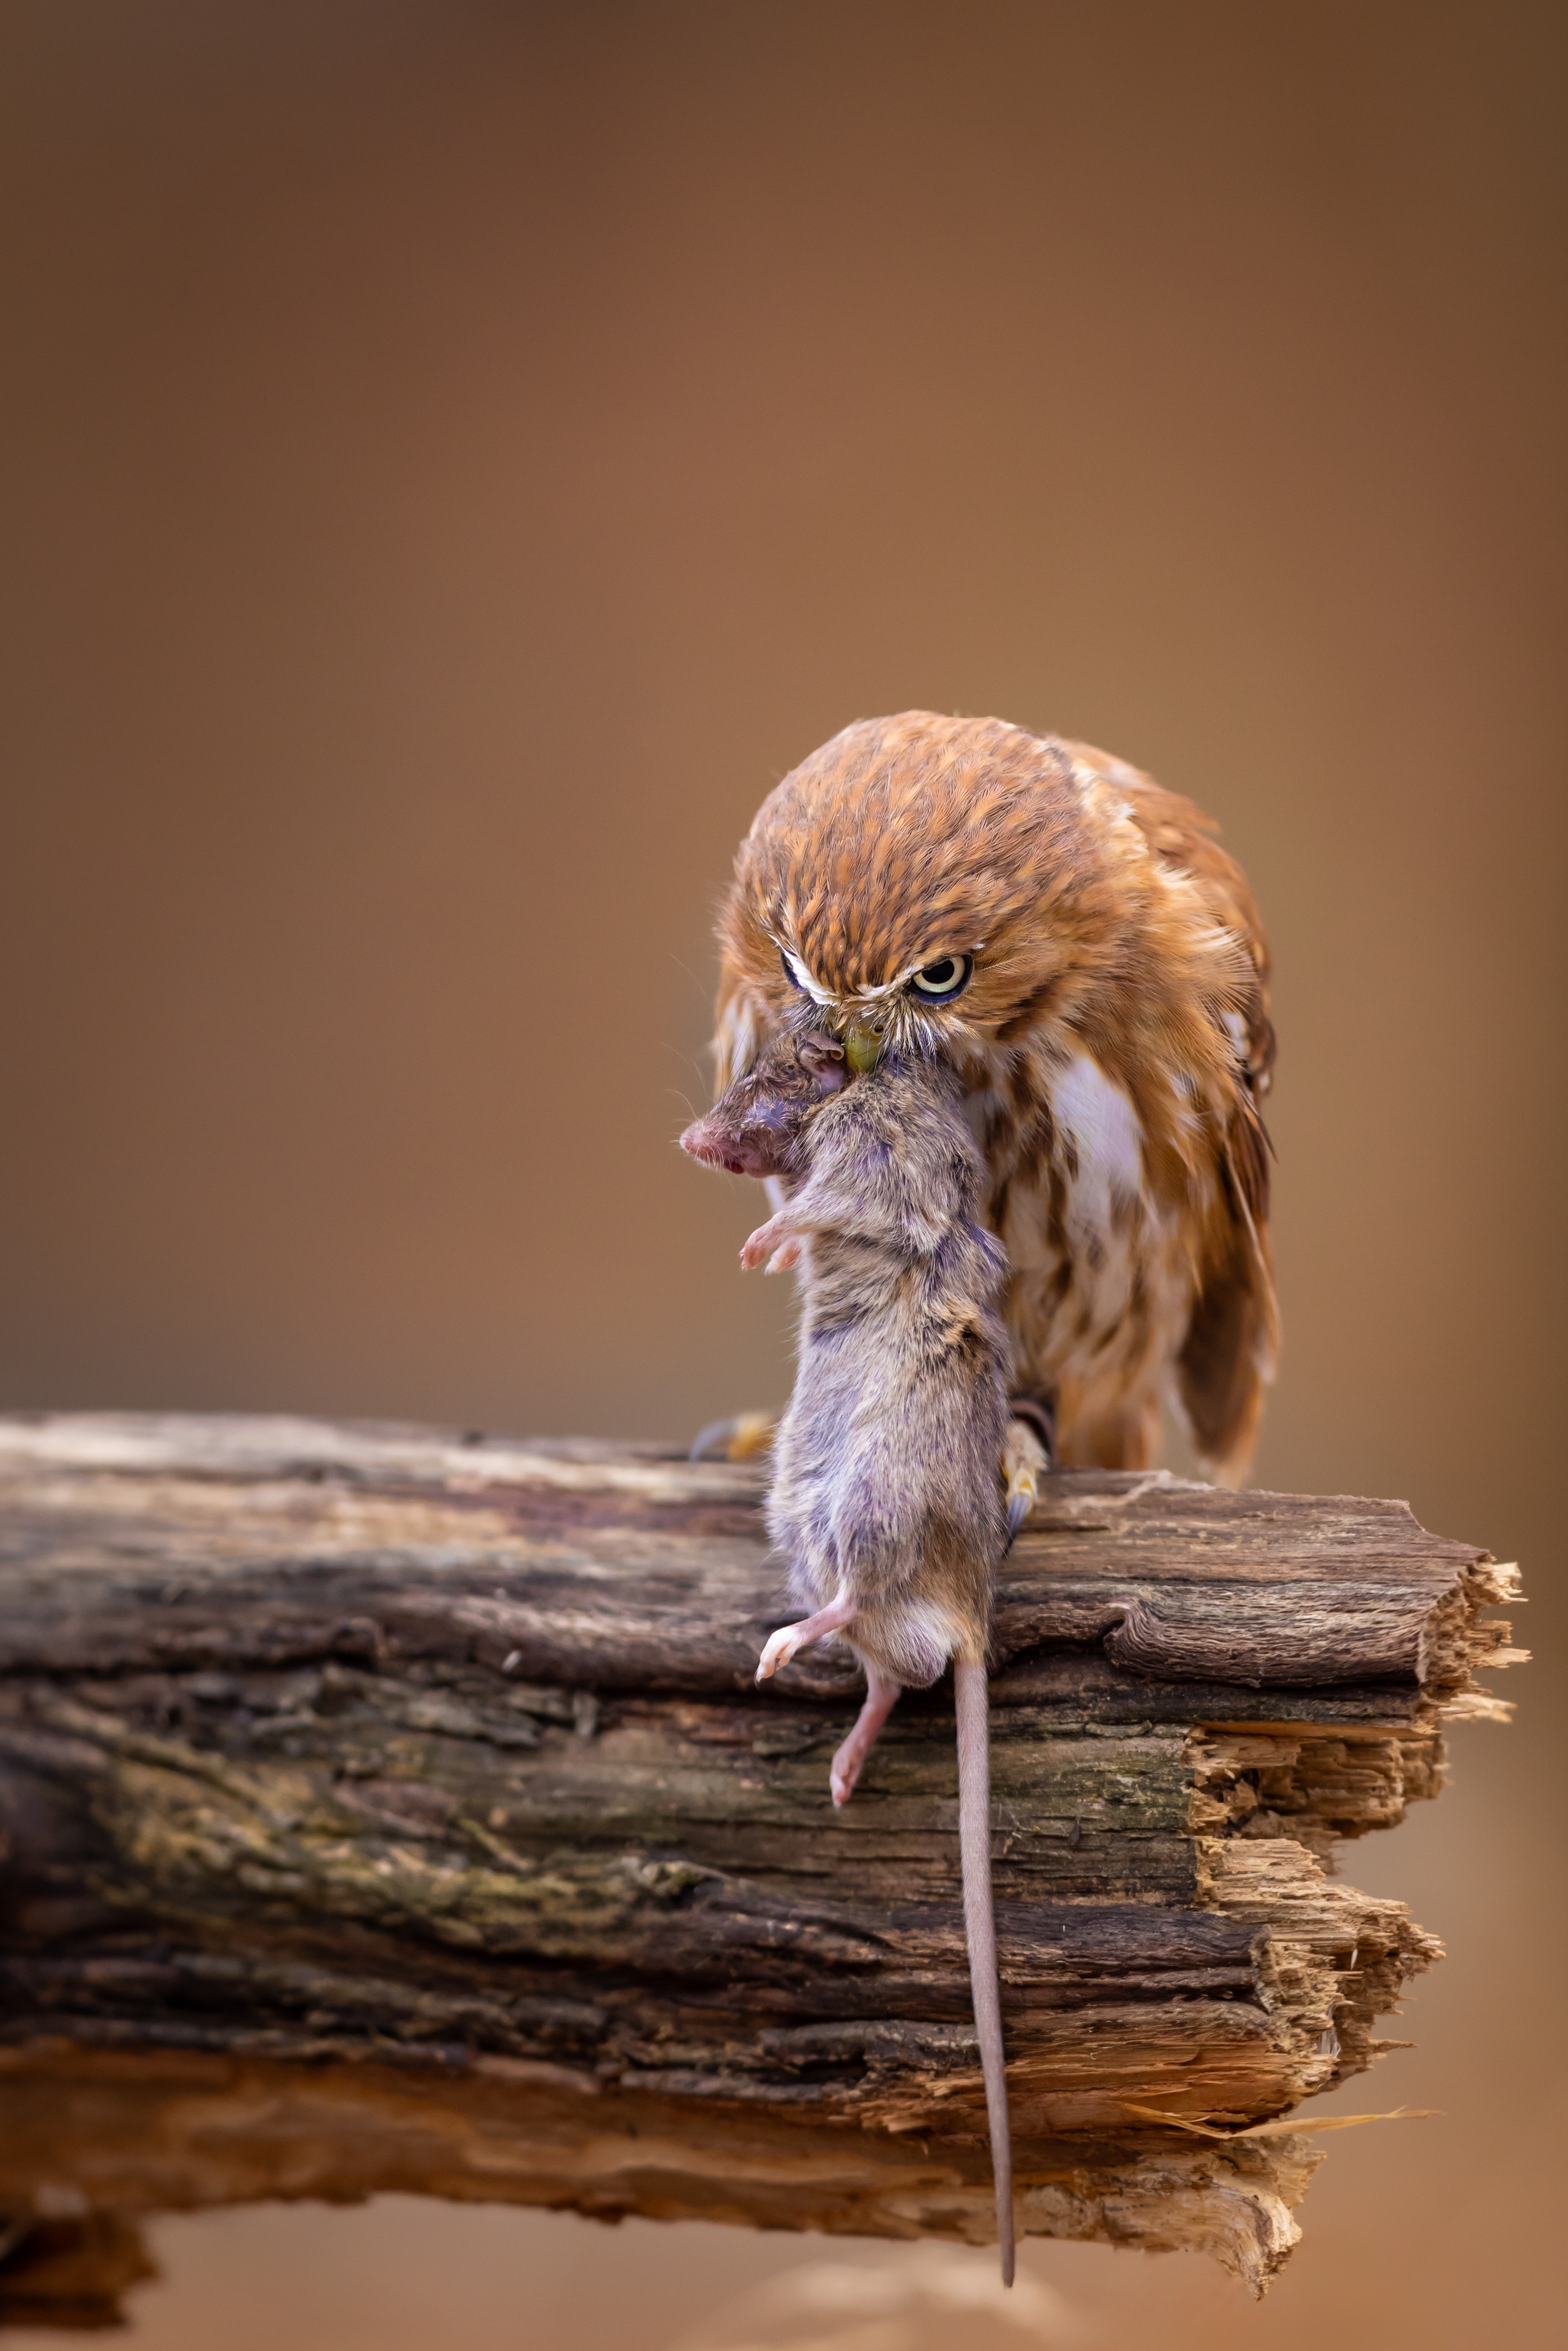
top-left (709, 712), bottom-right (1277, 1487)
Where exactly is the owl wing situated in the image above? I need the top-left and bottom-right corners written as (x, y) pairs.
top-left (1064, 738), bottom-right (1275, 1086)
top-left (1177, 1093), bottom-right (1278, 1482)
top-left (1065, 741), bottom-right (1279, 1481)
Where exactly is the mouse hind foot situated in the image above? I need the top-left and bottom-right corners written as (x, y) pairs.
top-left (755, 1593), bottom-right (858, 1682)
top-left (830, 1667), bottom-right (902, 1806)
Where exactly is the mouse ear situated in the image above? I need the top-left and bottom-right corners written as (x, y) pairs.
top-left (797, 1035), bottom-right (846, 1072)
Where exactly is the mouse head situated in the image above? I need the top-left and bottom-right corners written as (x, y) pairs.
top-left (680, 1033), bottom-right (847, 1178)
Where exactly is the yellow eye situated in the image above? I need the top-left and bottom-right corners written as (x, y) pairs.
top-left (909, 953), bottom-right (972, 1001)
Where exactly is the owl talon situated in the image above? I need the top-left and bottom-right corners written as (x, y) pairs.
top-left (1002, 1415), bottom-right (1050, 1543)
top-left (688, 1413), bottom-right (777, 1464)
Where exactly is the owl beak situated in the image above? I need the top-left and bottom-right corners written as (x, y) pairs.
top-left (840, 1013), bottom-right (884, 1073)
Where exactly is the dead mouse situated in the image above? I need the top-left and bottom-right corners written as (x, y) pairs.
top-left (680, 1029), bottom-right (1015, 2284)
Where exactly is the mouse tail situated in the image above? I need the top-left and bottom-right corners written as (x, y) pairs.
top-left (954, 1654), bottom-right (1015, 2286)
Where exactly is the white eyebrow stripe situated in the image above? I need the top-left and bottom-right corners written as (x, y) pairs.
top-left (780, 947), bottom-right (836, 1007)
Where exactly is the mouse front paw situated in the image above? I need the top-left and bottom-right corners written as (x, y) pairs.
top-left (741, 1213), bottom-right (794, 1270)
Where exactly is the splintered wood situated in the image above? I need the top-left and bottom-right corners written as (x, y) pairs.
top-left (0, 1415), bottom-right (1521, 2298)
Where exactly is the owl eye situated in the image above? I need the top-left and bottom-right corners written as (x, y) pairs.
top-left (780, 948), bottom-right (806, 992)
top-left (909, 953), bottom-right (972, 1001)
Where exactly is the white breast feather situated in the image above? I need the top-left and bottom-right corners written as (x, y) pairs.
top-left (1053, 1055), bottom-right (1144, 1219)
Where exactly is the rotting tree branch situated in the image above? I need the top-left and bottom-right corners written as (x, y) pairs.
top-left (0, 1414), bottom-right (1521, 2308)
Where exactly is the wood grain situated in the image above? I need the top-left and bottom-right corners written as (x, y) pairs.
top-left (0, 1415), bottom-right (1520, 2296)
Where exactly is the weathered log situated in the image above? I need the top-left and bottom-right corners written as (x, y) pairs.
top-left (0, 1414), bottom-right (1520, 2300)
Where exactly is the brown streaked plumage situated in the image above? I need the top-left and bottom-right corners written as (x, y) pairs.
top-left (714, 713), bottom-right (1278, 1480)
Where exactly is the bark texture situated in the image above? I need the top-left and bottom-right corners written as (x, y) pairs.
top-left (0, 1414), bottom-right (1520, 2306)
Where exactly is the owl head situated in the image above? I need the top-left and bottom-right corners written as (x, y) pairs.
top-left (716, 711), bottom-right (1175, 1085)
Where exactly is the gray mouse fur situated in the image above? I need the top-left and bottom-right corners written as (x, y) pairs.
top-left (680, 1031), bottom-right (1016, 2283)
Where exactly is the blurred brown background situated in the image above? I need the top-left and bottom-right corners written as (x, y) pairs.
top-left (0, 2), bottom-right (1563, 2345)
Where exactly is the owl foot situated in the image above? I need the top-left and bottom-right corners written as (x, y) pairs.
top-left (1003, 1408), bottom-right (1053, 1539)
top-left (688, 1412), bottom-right (777, 1464)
